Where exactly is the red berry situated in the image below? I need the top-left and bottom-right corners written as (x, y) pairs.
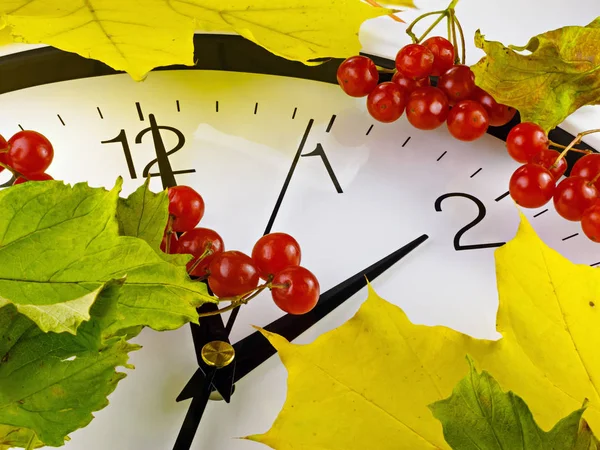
top-left (395, 44), bottom-right (434, 79)
top-left (437, 65), bottom-right (476, 106)
top-left (581, 201), bottom-right (600, 242)
top-left (406, 86), bottom-right (450, 130)
top-left (469, 87), bottom-right (516, 127)
top-left (422, 36), bottom-right (455, 76)
top-left (553, 177), bottom-right (599, 221)
top-left (571, 154), bottom-right (600, 188)
top-left (160, 232), bottom-right (178, 254)
top-left (0, 135), bottom-right (7, 174)
top-left (391, 72), bottom-right (430, 93)
top-left (13, 173), bottom-right (54, 184)
top-left (252, 232), bottom-right (301, 280)
top-left (366, 82), bottom-right (407, 123)
top-left (167, 185), bottom-right (205, 233)
top-left (446, 100), bottom-right (489, 141)
top-left (208, 251), bottom-right (259, 298)
top-left (530, 149), bottom-right (567, 180)
top-left (336, 56), bottom-right (379, 97)
top-left (506, 122), bottom-right (548, 163)
top-left (509, 164), bottom-right (555, 208)
top-left (271, 266), bottom-right (320, 315)
top-left (7, 130), bottom-right (54, 176)
top-left (177, 227), bottom-right (224, 277)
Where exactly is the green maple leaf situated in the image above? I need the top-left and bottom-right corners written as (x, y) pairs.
top-left (429, 357), bottom-right (599, 450)
top-left (117, 178), bottom-right (190, 266)
top-left (0, 0), bottom-right (408, 81)
top-left (0, 425), bottom-right (44, 449)
top-left (0, 287), bottom-right (139, 447)
top-left (0, 178), bottom-right (214, 336)
top-left (471, 18), bottom-right (600, 132)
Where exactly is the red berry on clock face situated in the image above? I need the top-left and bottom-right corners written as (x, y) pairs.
top-left (252, 232), bottom-right (301, 279)
top-left (366, 82), bottom-right (407, 123)
top-left (271, 266), bottom-right (320, 315)
top-left (571, 153), bottom-right (600, 188)
top-left (160, 231), bottom-right (178, 254)
top-left (422, 36), bottom-right (455, 76)
top-left (437, 65), bottom-right (476, 106)
top-left (530, 149), bottom-right (567, 180)
top-left (391, 72), bottom-right (430, 93)
top-left (7, 130), bottom-right (54, 176)
top-left (553, 176), bottom-right (599, 221)
top-left (167, 185), bottom-right (205, 232)
top-left (581, 201), bottom-right (600, 242)
top-left (395, 44), bottom-right (434, 79)
top-left (446, 100), bottom-right (489, 141)
top-left (0, 134), bottom-right (7, 173)
top-left (177, 227), bottom-right (224, 277)
top-left (469, 87), bottom-right (516, 127)
top-left (336, 56), bottom-right (379, 98)
top-left (509, 163), bottom-right (555, 208)
top-left (505, 122), bottom-right (548, 163)
top-left (208, 251), bottom-right (259, 299)
top-left (406, 86), bottom-right (450, 130)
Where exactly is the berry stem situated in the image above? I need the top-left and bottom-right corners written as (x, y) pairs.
top-left (553, 129), bottom-right (600, 167)
top-left (165, 216), bottom-right (174, 254)
top-left (589, 172), bottom-right (600, 186)
top-left (406, 10), bottom-right (445, 43)
top-left (365, 0), bottom-right (405, 23)
top-left (197, 282), bottom-right (271, 318)
top-left (548, 140), bottom-right (591, 154)
top-left (406, 0), bottom-right (460, 44)
top-left (451, 11), bottom-right (466, 64)
top-left (187, 245), bottom-right (213, 275)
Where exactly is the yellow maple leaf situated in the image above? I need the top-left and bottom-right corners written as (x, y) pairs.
top-left (0, 1), bottom-right (400, 81)
top-left (249, 213), bottom-right (600, 449)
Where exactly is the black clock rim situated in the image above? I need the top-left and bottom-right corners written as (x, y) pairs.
top-left (0, 33), bottom-right (596, 165)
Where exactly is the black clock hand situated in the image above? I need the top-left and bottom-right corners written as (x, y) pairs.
top-left (173, 234), bottom-right (429, 450)
top-left (173, 119), bottom-right (316, 449)
top-left (231, 233), bottom-right (429, 383)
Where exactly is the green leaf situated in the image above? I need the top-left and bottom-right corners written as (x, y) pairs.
top-left (429, 357), bottom-right (598, 450)
top-left (0, 425), bottom-right (44, 449)
top-left (471, 18), bottom-right (600, 132)
top-left (0, 290), bottom-right (139, 447)
top-left (0, 179), bottom-right (214, 336)
top-left (116, 178), bottom-right (191, 265)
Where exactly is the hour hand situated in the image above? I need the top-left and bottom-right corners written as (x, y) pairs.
top-left (232, 233), bottom-right (430, 383)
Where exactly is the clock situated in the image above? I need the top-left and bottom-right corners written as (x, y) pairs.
top-left (0, 33), bottom-right (598, 450)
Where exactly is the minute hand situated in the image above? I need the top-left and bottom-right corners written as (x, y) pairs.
top-left (231, 233), bottom-right (429, 383)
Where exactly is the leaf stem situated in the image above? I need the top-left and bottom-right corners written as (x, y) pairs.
top-left (25, 431), bottom-right (36, 450)
top-left (553, 129), bottom-right (600, 167)
top-left (365, 0), bottom-right (405, 23)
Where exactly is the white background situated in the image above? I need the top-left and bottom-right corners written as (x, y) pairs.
top-left (1, 1), bottom-right (600, 449)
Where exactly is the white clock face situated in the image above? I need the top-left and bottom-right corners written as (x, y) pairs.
top-left (0, 66), bottom-right (597, 449)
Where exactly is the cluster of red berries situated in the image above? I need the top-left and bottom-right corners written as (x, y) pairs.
top-left (0, 130), bottom-right (55, 184)
top-left (336, 36), bottom-right (516, 141)
top-left (162, 185), bottom-right (321, 315)
top-left (506, 122), bottom-right (600, 242)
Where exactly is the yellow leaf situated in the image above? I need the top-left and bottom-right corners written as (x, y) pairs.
top-left (0, 1), bottom-right (395, 81)
top-left (249, 213), bottom-right (600, 449)
top-left (0, 21), bottom-right (12, 46)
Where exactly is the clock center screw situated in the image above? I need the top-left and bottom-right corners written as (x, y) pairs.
top-left (201, 340), bottom-right (235, 368)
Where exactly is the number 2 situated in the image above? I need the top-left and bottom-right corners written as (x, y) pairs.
top-left (434, 192), bottom-right (505, 251)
